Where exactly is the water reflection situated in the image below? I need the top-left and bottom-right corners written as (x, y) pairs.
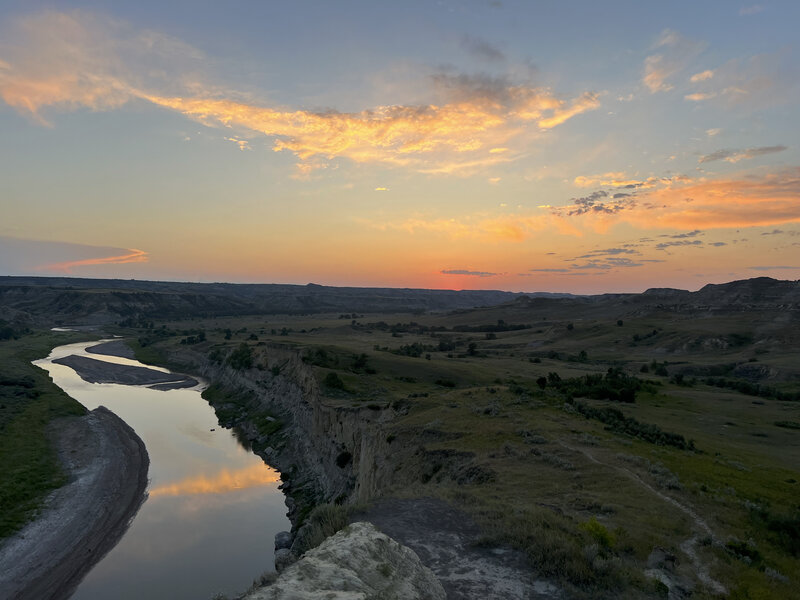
top-left (34, 341), bottom-right (290, 600)
top-left (150, 463), bottom-right (281, 497)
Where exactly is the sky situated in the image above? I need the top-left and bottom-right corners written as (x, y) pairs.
top-left (1, 0), bottom-right (799, 293)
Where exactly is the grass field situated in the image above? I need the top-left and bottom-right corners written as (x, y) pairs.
top-left (119, 301), bottom-right (800, 598)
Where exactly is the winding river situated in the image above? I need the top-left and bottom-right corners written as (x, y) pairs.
top-left (34, 340), bottom-right (290, 600)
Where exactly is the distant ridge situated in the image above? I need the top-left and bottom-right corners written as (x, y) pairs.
top-left (0, 275), bottom-right (797, 326)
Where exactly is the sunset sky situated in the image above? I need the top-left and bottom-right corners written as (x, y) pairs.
top-left (1, 1), bottom-right (799, 293)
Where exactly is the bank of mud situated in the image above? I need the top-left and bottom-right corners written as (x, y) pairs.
top-left (0, 407), bottom-right (149, 600)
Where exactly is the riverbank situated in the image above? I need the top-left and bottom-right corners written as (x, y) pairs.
top-left (53, 354), bottom-right (198, 389)
top-left (0, 406), bottom-right (149, 600)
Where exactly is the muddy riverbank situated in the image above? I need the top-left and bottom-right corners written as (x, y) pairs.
top-left (0, 407), bottom-right (149, 600)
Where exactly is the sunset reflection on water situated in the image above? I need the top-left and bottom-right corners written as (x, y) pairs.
top-left (150, 463), bottom-right (281, 497)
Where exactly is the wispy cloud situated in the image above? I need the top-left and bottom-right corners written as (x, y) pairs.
top-left (661, 229), bottom-right (703, 239)
top-left (698, 145), bottom-right (787, 163)
top-left (685, 92), bottom-right (717, 101)
top-left (574, 172), bottom-right (660, 188)
top-left (576, 247), bottom-right (640, 258)
top-left (643, 29), bottom-right (705, 93)
top-left (655, 240), bottom-right (703, 250)
top-left (224, 136), bottom-right (251, 151)
top-left (690, 70), bottom-right (714, 82)
top-left (0, 236), bottom-right (149, 276)
top-left (529, 268), bottom-right (570, 273)
top-left (460, 34), bottom-right (505, 62)
top-left (0, 11), bottom-right (600, 175)
top-left (739, 4), bottom-right (765, 16)
top-left (686, 51), bottom-right (799, 111)
top-left (441, 269), bottom-right (499, 277)
top-left (748, 265), bottom-right (799, 271)
top-left (0, 10), bottom-right (204, 125)
top-left (38, 248), bottom-right (148, 273)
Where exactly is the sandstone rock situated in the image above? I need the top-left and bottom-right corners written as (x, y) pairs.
top-left (273, 548), bottom-right (294, 572)
top-left (244, 522), bottom-right (445, 600)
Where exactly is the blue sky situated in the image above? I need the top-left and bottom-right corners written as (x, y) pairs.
top-left (1, 1), bottom-right (798, 292)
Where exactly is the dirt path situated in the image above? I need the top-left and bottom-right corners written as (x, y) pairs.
top-left (0, 407), bottom-right (149, 600)
top-left (353, 497), bottom-right (562, 600)
top-left (558, 441), bottom-right (727, 597)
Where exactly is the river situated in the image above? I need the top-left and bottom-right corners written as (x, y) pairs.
top-left (34, 340), bottom-right (290, 600)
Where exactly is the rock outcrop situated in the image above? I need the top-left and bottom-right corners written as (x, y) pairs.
top-left (170, 343), bottom-right (418, 557)
top-left (242, 522), bottom-right (445, 600)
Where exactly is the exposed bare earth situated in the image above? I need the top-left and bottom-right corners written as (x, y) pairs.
top-left (86, 340), bottom-right (136, 359)
top-left (0, 407), bottom-right (149, 600)
top-left (353, 498), bottom-right (562, 600)
top-left (53, 354), bottom-right (198, 389)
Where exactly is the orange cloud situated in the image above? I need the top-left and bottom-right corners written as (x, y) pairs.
top-left (631, 170), bottom-right (800, 230)
top-left (141, 87), bottom-right (597, 172)
top-left (573, 172), bottom-right (661, 188)
top-left (685, 92), bottom-right (717, 101)
top-left (690, 70), bottom-right (715, 82)
top-left (0, 11), bottom-right (600, 175)
top-left (365, 168), bottom-right (800, 243)
top-left (38, 248), bottom-right (148, 273)
top-left (557, 168), bottom-right (800, 231)
top-left (149, 463), bottom-right (280, 497)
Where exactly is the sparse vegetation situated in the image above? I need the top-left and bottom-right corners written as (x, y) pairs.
top-left (4, 275), bottom-right (799, 598)
top-left (0, 331), bottom-right (88, 539)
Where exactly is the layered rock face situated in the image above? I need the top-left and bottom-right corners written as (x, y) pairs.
top-left (243, 522), bottom-right (446, 600)
top-left (170, 344), bottom-right (417, 553)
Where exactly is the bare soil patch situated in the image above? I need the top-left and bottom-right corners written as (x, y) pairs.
top-left (53, 354), bottom-right (197, 390)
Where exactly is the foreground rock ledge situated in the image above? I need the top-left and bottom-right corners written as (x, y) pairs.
top-left (0, 407), bottom-right (149, 600)
top-left (244, 522), bottom-right (446, 600)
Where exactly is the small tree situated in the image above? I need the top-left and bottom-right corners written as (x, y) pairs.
top-left (227, 343), bottom-right (253, 370)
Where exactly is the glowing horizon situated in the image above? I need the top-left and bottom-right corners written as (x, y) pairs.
top-left (1, 3), bottom-right (798, 294)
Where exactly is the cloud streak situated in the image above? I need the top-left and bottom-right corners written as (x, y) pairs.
top-left (441, 269), bottom-right (499, 277)
top-left (38, 248), bottom-right (148, 273)
top-left (698, 145), bottom-right (787, 164)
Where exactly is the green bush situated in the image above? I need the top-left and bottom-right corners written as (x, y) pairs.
top-left (581, 517), bottom-right (615, 549)
top-left (323, 372), bottom-right (346, 390)
top-left (227, 343), bottom-right (253, 370)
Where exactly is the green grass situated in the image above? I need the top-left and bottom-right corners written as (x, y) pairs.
top-left (0, 331), bottom-right (89, 539)
top-left (118, 307), bottom-right (800, 597)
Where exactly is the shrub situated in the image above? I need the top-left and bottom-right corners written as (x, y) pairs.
top-left (581, 517), bottom-right (615, 549)
top-left (227, 343), bottom-right (253, 370)
top-left (293, 503), bottom-right (349, 555)
top-left (323, 372), bottom-right (346, 390)
top-left (572, 401), bottom-right (695, 450)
